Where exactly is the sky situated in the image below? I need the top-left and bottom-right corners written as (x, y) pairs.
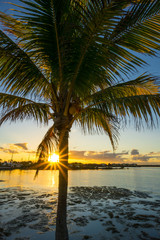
top-left (0, 0), bottom-right (160, 165)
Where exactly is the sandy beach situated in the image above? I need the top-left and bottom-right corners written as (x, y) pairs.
top-left (0, 185), bottom-right (160, 240)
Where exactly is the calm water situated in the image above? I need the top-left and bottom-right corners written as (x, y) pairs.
top-left (0, 168), bottom-right (160, 196)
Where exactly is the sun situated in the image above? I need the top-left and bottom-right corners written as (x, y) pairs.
top-left (48, 153), bottom-right (59, 163)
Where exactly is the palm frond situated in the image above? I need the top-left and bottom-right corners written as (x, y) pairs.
top-left (67, 0), bottom-right (160, 99)
top-left (87, 94), bottom-right (160, 130)
top-left (0, 30), bottom-right (50, 98)
top-left (85, 73), bottom-right (159, 102)
top-left (37, 124), bottom-right (59, 161)
top-left (0, 11), bottom-right (29, 39)
top-left (113, 94), bottom-right (160, 129)
top-left (64, 0), bottom-right (133, 114)
top-left (0, 92), bottom-right (46, 108)
top-left (0, 0), bottom-right (70, 85)
top-left (81, 73), bottom-right (160, 129)
top-left (76, 107), bottom-right (119, 149)
top-left (110, 0), bottom-right (160, 54)
top-left (0, 93), bottom-right (50, 126)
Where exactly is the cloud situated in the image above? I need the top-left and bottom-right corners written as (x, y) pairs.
top-left (69, 150), bottom-right (160, 164)
top-left (132, 155), bottom-right (150, 162)
top-left (84, 151), bottom-right (90, 156)
top-left (0, 142), bottom-right (33, 155)
top-left (27, 150), bottom-right (36, 154)
top-left (14, 143), bottom-right (28, 150)
top-left (131, 149), bottom-right (139, 155)
top-left (132, 152), bottom-right (160, 162)
top-left (69, 150), bottom-right (129, 162)
top-left (3, 149), bottom-right (19, 154)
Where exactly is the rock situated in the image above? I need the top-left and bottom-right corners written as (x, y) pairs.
top-left (83, 235), bottom-right (92, 239)
top-left (43, 204), bottom-right (53, 210)
top-left (141, 223), bottom-right (154, 228)
top-left (89, 215), bottom-right (98, 221)
top-left (0, 227), bottom-right (8, 239)
top-left (134, 191), bottom-right (151, 198)
top-left (125, 211), bottom-right (135, 219)
top-left (69, 186), bottom-right (135, 200)
top-left (68, 201), bottom-right (76, 206)
top-left (141, 231), bottom-right (149, 237)
top-left (133, 223), bottom-right (141, 228)
top-left (132, 214), bottom-right (150, 221)
top-left (14, 238), bottom-right (30, 240)
top-left (106, 226), bottom-right (120, 233)
top-left (73, 216), bottom-right (89, 226)
top-left (72, 199), bottom-right (83, 204)
top-left (124, 227), bottom-right (129, 232)
top-left (29, 222), bottom-right (51, 232)
top-left (108, 212), bottom-right (114, 218)
top-left (102, 220), bottom-right (114, 226)
top-left (1, 186), bottom-right (160, 240)
top-left (17, 196), bottom-right (26, 200)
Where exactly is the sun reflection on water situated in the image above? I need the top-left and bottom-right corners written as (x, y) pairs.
top-left (52, 174), bottom-right (55, 186)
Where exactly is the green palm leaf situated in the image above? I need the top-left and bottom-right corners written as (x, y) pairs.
top-left (76, 107), bottom-right (119, 149)
top-left (110, 0), bottom-right (160, 54)
top-left (0, 93), bottom-right (50, 125)
top-left (0, 30), bottom-right (51, 97)
top-left (86, 74), bottom-right (159, 102)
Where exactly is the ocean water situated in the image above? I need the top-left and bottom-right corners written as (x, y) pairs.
top-left (0, 168), bottom-right (160, 240)
top-left (0, 167), bottom-right (160, 196)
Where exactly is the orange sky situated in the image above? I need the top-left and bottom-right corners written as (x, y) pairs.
top-left (0, 142), bottom-right (160, 165)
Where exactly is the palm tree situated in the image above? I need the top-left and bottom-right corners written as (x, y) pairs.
top-left (0, 0), bottom-right (160, 239)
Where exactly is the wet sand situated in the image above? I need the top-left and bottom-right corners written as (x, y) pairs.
top-left (0, 186), bottom-right (160, 240)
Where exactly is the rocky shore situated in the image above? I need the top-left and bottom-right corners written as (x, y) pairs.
top-left (0, 186), bottom-right (160, 240)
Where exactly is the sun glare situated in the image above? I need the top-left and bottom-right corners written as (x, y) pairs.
top-left (48, 153), bottom-right (59, 163)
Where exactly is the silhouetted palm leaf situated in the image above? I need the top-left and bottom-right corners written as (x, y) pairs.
top-left (0, 93), bottom-right (50, 125)
top-left (37, 124), bottom-right (59, 161)
top-left (76, 108), bottom-right (119, 149)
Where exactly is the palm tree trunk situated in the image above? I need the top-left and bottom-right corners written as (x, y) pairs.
top-left (56, 128), bottom-right (69, 240)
